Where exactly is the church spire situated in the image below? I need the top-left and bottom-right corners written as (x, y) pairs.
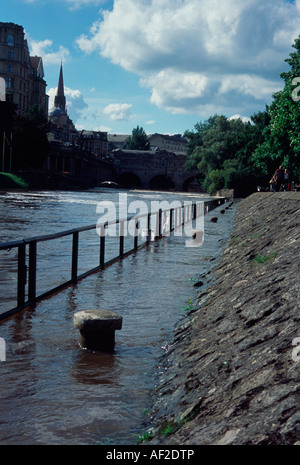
top-left (54, 62), bottom-right (66, 112)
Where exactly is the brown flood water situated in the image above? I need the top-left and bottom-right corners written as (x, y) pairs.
top-left (0, 189), bottom-right (236, 444)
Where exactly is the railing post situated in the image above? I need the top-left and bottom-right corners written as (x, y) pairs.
top-left (146, 212), bottom-right (151, 244)
top-left (72, 231), bottom-right (79, 284)
top-left (174, 207), bottom-right (178, 230)
top-left (119, 220), bottom-right (124, 257)
top-left (28, 241), bottom-right (37, 302)
top-left (134, 218), bottom-right (139, 250)
top-left (158, 209), bottom-right (162, 237)
top-left (17, 242), bottom-right (26, 308)
top-left (100, 226), bottom-right (105, 269)
top-left (170, 208), bottom-right (173, 233)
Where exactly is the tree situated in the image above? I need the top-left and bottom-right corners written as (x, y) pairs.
top-left (252, 35), bottom-right (300, 181)
top-left (1, 103), bottom-right (50, 173)
top-left (13, 105), bottom-right (50, 171)
top-left (0, 101), bottom-right (16, 134)
top-left (0, 101), bottom-right (17, 172)
top-left (125, 126), bottom-right (150, 150)
top-left (184, 115), bottom-right (266, 195)
top-left (184, 117), bottom-right (217, 187)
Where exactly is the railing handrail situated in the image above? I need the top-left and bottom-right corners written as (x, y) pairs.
top-left (0, 206), bottom-right (181, 250)
top-left (0, 198), bottom-right (226, 321)
top-left (0, 218), bottom-right (127, 250)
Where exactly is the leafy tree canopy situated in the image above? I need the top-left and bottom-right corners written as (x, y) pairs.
top-left (0, 103), bottom-right (50, 172)
top-left (125, 126), bottom-right (150, 150)
top-left (184, 114), bottom-right (268, 195)
top-left (251, 35), bottom-right (300, 180)
top-left (185, 35), bottom-right (300, 194)
top-left (0, 101), bottom-right (17, 134)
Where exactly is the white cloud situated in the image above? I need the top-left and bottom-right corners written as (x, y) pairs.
top-left (140, 70), bottom-right (209, 113)
top-left (66, 0), bottom-right (108, 10)
top-left (76, 0), bottom-right (300, 118)
top-left (26, 33), bottom-right (70, 66)
top-left (228, 114), bottom-right (252, 123)
top-left (103, 103), bottom-right (133, 121)
top-left (218, 75), bottom-right (280, 100)
top-left (98, 125), bottom-right (113, 132)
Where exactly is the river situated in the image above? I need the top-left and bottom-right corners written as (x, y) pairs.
top-left (0, 188), bottom-right (237, 445)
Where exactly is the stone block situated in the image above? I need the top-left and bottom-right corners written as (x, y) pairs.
top-left (74, 310), bottom-right (122, 351)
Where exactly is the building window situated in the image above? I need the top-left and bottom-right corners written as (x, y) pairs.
top-left (5, 78), bottom-right (14, 89)
top-left (7, 64), bottom-right (13, 73)
top-left (7, 34), bottom-right (14, 46)
top-left (8, 49), bottom-right (14, 59)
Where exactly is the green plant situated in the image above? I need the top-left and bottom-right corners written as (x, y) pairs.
top-left (158, 420), bottom-right (182, 437)
top-left (184, 298), bottom-right (196, 312)
top-left (252, 252), bottom-right (278, 264)
top-left (137, 430), bottom-right (154, 443)
top-left (158, 413), bottom-right (196, 438)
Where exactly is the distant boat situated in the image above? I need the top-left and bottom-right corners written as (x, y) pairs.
top-left (100, 181), bottom-right (120, 188)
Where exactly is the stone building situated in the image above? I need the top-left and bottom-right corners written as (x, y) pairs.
top-left (75, 130), bottom-right (109, 158)
top-left (108, 133), bottom-right (188, 155)
top-left (0, 22), bottom-right (48, 116)
top-left (148, 133), bottom-right (188, 154)
top-left (107, 134), bottom-right (130, 151)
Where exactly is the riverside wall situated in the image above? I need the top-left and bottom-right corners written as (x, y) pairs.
top-left (147, 192), bottom-right (300, 445)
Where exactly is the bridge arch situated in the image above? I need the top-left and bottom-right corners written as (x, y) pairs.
top-left (182, 176), bottom-right (197, 192)
top-left (149, 174), bottom-right (175, 190)
top-left (117, 172), bottom-right (142, 189)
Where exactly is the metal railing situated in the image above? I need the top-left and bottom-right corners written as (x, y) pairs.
top-left (0, 198), bottom-right (225, 321)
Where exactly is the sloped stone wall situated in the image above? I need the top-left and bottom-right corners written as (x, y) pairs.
top-left (148, 192), bottom-right (300, 445)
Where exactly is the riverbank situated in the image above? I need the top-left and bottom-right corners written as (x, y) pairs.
top-left (145, 192), bottom-right (300, 445)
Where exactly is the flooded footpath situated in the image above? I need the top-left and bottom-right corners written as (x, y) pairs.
top-left (0, 189), bottom-right (237, 444)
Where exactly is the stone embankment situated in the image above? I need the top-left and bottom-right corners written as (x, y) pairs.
top-left (147, 192), bottom-right (300, 445)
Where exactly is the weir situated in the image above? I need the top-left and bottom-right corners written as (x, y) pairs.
top-left (0, 197), bottom-right (225, 321)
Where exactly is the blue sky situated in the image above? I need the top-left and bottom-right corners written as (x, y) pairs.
top-left (1, 0), bottom-right (300, 135)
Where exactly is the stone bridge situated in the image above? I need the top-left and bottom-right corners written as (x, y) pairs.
top-left (111, 149), bottom-right (198, 191)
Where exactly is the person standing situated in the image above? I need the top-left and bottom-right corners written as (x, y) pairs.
top-left (269, 175), bottom-right (276, 192)
top-left (275, 165), bottom-right (284, 191)
top-left (283, 168), bottom-right (291, 191)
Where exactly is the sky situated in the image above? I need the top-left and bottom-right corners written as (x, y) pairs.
top-left (1, 0), bottom-right (300, 135)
